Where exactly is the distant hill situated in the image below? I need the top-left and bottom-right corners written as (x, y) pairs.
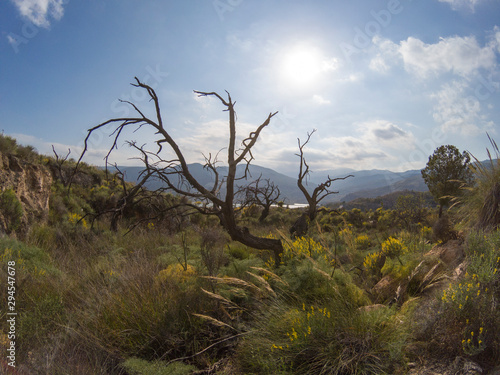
top-left (329, 190), bottom-right (437, 211)
top-left (116, 163), bottom-right (429, 204)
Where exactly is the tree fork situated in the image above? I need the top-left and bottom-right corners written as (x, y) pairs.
top-left (76, 79), bottom-right (283, 263)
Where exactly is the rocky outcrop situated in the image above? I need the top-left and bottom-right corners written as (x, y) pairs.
top-left (425, 239), bottom-right (465, 268)
top-left (0, 152), bottom-right (52, 235)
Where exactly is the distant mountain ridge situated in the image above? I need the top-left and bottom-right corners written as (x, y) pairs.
top-left (116, 163), bottom-right (428, 204)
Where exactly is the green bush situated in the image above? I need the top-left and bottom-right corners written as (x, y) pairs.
top-left (436, 230), bottom-right (500, 362)
top-left (237, 298), bottom-right (408, 374)
top-left (0, 238), bottom-right (59, 275)
top-left (16, 144), bottom-right (39, 162)
top-left (0, 188), bottom-right (23, 233)
top-left (0, 134), bottom-right (18, 154)
top-left (122, 358), bottom-right (196, 375)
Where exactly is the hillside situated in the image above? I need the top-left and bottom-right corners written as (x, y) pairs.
top-left (0, 134), bottom-right (500, 374)
top-left (117, 164), bottom-right (429, 204)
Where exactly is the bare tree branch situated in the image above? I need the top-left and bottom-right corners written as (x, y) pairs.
top-left (238, 176), bottom-right (282, 223)
top-left (77, 80), bottom-right (284, 263)
top-left (297, 130), bottom-right (353, 220)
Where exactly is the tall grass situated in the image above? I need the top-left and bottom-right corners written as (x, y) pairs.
top-left (457, 135), bottom-right (500, 231)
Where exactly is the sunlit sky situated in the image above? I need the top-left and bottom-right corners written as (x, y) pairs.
top-left (1, 0), bottom-right (499, 176)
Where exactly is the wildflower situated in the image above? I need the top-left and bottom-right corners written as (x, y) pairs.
top-left (479, 327), bottom-right (483, 334)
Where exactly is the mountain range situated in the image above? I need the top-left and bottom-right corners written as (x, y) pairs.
top-left (116, 163), bottom-right (428, 204)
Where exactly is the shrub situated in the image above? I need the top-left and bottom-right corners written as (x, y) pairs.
top-left (16, 144), bottom-right (39, 162)
top-left (0, 238), bottom-right (59, 276)
top-left (436, 230), bottom-right (500, 363)
top-left (456, 135), bottom-right (500, 231)
top-left (381, 237), bottom-right (406, 265)
top-left (0, 134), bottom-right (18, 154)
top-left (281, 236), bottom-right (327, 263)
top-left (363, 251), bottom-right (386, 276)
top-left (0, 188), bottom-right (23, 233)
top-left (122, 358), bottom-right (196, 375)
top-left (227, 243), bottom-right (250, 260)
top-left (237, 299), bottom-right (408, 374)
top-left (355, 234), bottom-right (372, 250)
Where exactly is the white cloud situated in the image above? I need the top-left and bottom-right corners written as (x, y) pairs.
top-left (399, 35), bottom-right (497, 78)
top-left (438, 0), bottom-right (482, 11)
top-left (312, 121), bottom-right (417, 170)
top-left (431, 81), bottom-right (489, 135)
top-left (312, 95), bottom-right (331, 105)
top-left (369, 37), bottom-right (401, 74)
top-left (490, 26), bottom-right (500, 53)
top-left (10, 0), bottom-right (65, 28)
top-left (371, 32), bottom-right (499, 78)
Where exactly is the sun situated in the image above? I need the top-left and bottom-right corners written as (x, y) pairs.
top-left (281, 45), bottom-right (323, 87)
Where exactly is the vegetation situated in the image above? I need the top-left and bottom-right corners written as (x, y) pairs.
top-left (0, 136), bottom-right (499, 372)
top-left (421, 145), bottom-right (473, 217)
top-left (0, 188), bottom-right (24, 234)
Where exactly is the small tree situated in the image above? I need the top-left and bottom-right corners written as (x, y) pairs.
top-left (297, 130), bottom-right (353, 221)
top-left (77, 78), bottom-right (284, 262)
top-left (240, 177), bottom-right (281, 223)
top-left (421, 145), bottom-right (473, 217)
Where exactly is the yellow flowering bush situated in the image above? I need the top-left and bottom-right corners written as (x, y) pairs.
top-left (441, 274), bottom-right (484, 313)
top-left (155, 264), bottom-right (196, 284)
top-left (339, 225), bottom-right (353, 243)
top-left (68, 212), bottom-right (89, 229)
top-left (272, 304), bottom-right (332, 352)
top-left (419, 224), bottom-right (432, 241)
top-left (462, 325), bottom-right (486, 356)
top-left (381, 237), bottom-right (406, 264)
top-left (438, 231), bottom-right (500, 358)
top-left (355, 234), bottom-right (372, 250)
top-left (281, 236), bottom-right (326, 262)
top-left (363, 251), bottom-right (385, 274)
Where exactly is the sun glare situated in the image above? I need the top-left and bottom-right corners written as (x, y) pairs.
top-left (281, 45), bottom-right (323, 87)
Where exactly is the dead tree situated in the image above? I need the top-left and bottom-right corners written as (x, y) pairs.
top-left (240, 177), bottom-right (281, 223)
top-left (290, 212), bottom-right (309, 238)
top-left (108, 164), bottom-right (154, 232)
top-left (51, 146), bottom-right (72, 187)
top-left (77, 78), bottom-right (283, 263)
top-left (296, 129), bottom-right (353, 221)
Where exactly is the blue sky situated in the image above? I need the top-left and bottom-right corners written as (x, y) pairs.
top-left (1, 0), bottom-right (499, 176)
